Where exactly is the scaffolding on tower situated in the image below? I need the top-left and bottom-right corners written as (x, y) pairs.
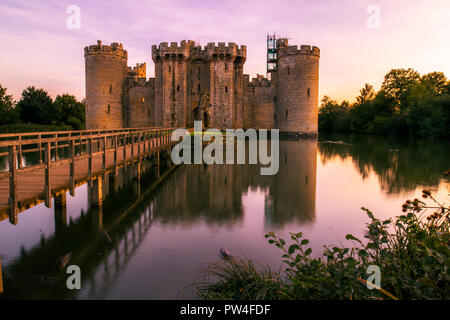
top-left (267, 33), bottom-right (277, 78)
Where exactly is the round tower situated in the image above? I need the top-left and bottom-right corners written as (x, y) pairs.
top-left (276, 42), bottom-right (320, 138)
top-left (84, 40), bottom-right (128, 129)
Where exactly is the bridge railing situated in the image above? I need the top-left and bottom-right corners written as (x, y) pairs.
top-left (0, 127), bottom-right (175, 171)
top-left (0, 127), bottom-right (176, 223)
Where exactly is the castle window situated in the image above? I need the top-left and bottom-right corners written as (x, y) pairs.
top-left (285, 108), bottom-right (288, 118)
top-left (198, 84), bottom-right (201, 93)
top-left (109, 84), bottom-right (112, 93)
top-left (107, 104), bottom-right (111, 114)
top-left (177, 85), bottom-right (180, 92)
top-left (225, 86), bottom-right (228, 93)
top-left (168, 65), bottom-right (171, 73)
top-left (225, 63), bottom-right (227, 71)
top-left (274, 113), bottom-right (277, 120)
top-left (142, 97), bottom-right (145, 103)
top-left (307, 88), bottom-right (310, 97)
top-left (274, 96), bottom-right (277, 103)
top-left (287, 67), bottom-right (290, 75)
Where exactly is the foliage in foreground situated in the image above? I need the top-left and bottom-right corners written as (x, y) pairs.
top-left (197, 189), bottom-right (450, 300)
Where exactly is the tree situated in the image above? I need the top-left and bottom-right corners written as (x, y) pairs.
top-left (53, 94), bottom-right (85, 129)
top-left (17, 87), bottom-right (55, 124)
top-left (355, 83), bottom-right (375, 105)
top-left (318, 96), bottom-right (350, 132)
top-left (381, 68), bottom-right (420, 111)
top-left (0, 84), bottom-right (19, 125)
top-left (406, 83), bottom-right (448, 138)
top-left (421, 72), bottom-right (448, 95)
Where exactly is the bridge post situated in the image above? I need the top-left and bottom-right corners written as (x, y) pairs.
top-left (8, 145), bottom-right (18, 224)
top-left (88, 138), bottom-right (93, 187)
top-left (54, 192), bottom-right (67, 234)
top-left (90, 177), bottom-right (103, 208)
top-left (131, 133), bottom-right (134, 165)
top-left (55, 133), bottom-right (58, 161)
top-left (138, 132), bottom-right (142, 163)
top-left (143, 132), bottom-right (146, 156)
top-left (44, 142), bottom-right (51, 208)
top-left (149, 132), bottom-right (152, 154)
top-left (114, 134), bottom-right (118, 175)
top-left (18, 136), bottom-right (22, 169)
top-left (123, 133), bottom-right (127, 168)
top-left (102, 135), bottom-right (107, 179)
top-left (38, 134), bottom-right (42, 163)
top-left (70, 139), bottom-right (75, 196)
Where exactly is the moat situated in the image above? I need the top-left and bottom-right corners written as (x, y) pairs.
top-left (0, 133), bottom-right (448, 299)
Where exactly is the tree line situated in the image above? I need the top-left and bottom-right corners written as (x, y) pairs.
top-left (0, 85), bottom-right (85, 132)
top-left (319, 68), bottom-right (450, 138)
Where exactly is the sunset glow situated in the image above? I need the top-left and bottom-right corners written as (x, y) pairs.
top-left (1, 0), bottom-right (449, 103)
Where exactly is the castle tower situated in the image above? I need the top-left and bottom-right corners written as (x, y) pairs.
top-left (276, 40), bottom-right (320, 137)
top-left (206, 42), bottom-right (247, 129)
top-left (152, 40), bottom-right (195, 127)
top-left (84, 40), bottom-right (128, 129)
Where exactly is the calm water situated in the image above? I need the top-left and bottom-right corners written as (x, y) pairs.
top-left (0, 133), bottom-right (448, 299)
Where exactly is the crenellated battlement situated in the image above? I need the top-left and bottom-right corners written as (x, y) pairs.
top-left (85, 35), bottom-right (319, 133)
top-left (205, 42), bottom-right (246, 61)
top-left (151, 40), bottom-right (196, 61)
top-left (277, 44), bottom-right (320, 58)
top-left (248, 74), bottom-right (271, 87)
top-left (84, 40), bottom-right (128, 59)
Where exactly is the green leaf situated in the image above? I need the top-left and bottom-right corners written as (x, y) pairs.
top-left (301, 239), bottom-right (309, 246)
top-left (288, 244), bottom-right (300, 254)
top-left (305, 248), bottom-right (312, 256)
top-left (345, 234), bottom-right (362, 243)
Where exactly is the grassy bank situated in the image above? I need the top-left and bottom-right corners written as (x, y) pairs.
top-left (197, 189), bottom-right (450, 300)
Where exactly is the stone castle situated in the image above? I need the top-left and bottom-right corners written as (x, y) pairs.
top-left (84, 38), bottom-right (320, 137)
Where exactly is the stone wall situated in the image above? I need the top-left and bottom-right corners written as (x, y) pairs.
top-left (127, 79), bottom-right (154, 127)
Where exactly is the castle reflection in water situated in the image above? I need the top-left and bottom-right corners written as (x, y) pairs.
top-left (151, 140), bottom-right (317, 227)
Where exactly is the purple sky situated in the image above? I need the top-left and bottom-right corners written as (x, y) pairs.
top-left (0, 0), bottom-right (449, 103)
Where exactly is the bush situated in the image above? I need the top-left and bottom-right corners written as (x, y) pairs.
top-left (197, 190), bottom-right (450, 300)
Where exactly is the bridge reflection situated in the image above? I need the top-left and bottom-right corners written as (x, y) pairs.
top-left (0, 139), bottom-right (318, 299)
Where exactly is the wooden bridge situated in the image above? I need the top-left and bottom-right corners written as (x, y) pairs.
top-left (0, 127), bottom-right (176, 224)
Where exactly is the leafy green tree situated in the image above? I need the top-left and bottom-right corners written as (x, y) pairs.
top-left (318, 96), bottom-right (351, 132)
top-left (355, 83), bottom-right (375, 105)
top-left (17, 87), bottom-right (55, 124)
top-left (0, 84), bottom-right (19, 125)
top-left (381, 68), bottom-right (420, 111)
top-left (421, 71), bottom-right (448, 95)
top-left (53, 94), bottom-right (85, 129)
top-left (407, 83), bottom-right (448, 138)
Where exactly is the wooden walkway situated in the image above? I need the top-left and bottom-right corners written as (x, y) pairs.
top-left (0, 128), bottom-right (176, 224)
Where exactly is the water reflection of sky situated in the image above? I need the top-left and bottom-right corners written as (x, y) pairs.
top-left (0, 135), bottom-right (448, 299)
